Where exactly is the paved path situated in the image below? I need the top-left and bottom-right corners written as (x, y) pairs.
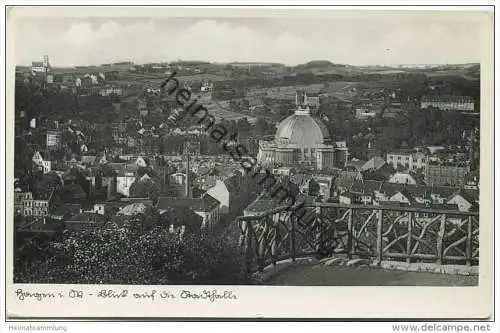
top-left (267, 263), bottom-right (478, 286)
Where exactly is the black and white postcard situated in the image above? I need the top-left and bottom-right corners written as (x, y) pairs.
top-left (4, 6), bottom-right (494, 319)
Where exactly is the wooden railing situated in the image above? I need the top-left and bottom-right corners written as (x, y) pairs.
top-left (237, 203), bottom-right (479, 273)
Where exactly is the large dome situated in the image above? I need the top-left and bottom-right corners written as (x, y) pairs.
top-left (275, 113), bottom-right (330, 147)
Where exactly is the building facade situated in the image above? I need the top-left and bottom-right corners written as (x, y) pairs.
top-left (22, 191), bottom-right (55, 217)
top-left (424, 164), bottom-right (470, 187)
top-left (46, 130), bottom-right (61, 149)
top-left (386, 150), bottom-right (427, 171)
top-left (32, 151), bottom-right (52, 173)
top-left (420, 96), bottom-right (475, 112)
top-left (257, 91), bottom-right (347, 170)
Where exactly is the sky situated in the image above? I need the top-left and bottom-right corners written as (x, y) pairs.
top-left (12, 12), bottom-right (486, 67)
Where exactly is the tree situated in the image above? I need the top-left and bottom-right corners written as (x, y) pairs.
top-left (254, 118), bottom-right (269, 134)
top-left (15, 222), bottom-right (249, 285)
top-left (308, 178), bottom-right (321, 196)
top-left (33, 172), bottom-right (63, 198)
top-left (129, 178), bottom-right (159, 202)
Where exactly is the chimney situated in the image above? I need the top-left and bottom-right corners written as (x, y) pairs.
top-left (107, 177), bottom-right (117, 200)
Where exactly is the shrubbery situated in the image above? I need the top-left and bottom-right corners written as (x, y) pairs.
top-left (14, 222), bottom-right (249, 285)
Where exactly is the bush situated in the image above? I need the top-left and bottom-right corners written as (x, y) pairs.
top-left (14, 223), bottom-right (250, 285)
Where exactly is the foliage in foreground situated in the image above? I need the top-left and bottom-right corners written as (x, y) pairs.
top-left (14, 222), bottom-right (249, 285)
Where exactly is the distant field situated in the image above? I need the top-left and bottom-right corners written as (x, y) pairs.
top-left (247, 84), bottom-right (325, 98)
top-left (205, 101), bottom-right (255, 121)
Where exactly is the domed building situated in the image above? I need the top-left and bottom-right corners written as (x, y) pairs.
top-left (257, 91), bottom-right (348, 170)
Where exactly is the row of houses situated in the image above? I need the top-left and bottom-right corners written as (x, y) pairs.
top-left (420, 95), bottom-right (476, 112)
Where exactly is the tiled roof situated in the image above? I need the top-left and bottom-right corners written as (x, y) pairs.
top-left (244, 197), bottom-right (277, 214)
top-left (18, 219), bottom-right (63, 234)
top-left (335, 171), bottom-right (362, 189)
top-left (223, 175), bottom-right (241, 193)
top-left (81, 155), bottom-right (97, 164)
top-left (157, 193), bottom-right (220, 213)
top-left (160, 206), bottom-right (203, 230)
top-left (361, 156), bottom-right (386, 171)
top-left (450, 189), bottom-right (479, 204)
top-left (347, 180), bottom-right (462, 202)
top-left (64, 183), bottom-right (87, 199)
top-left (118, 203), bottom-right (150, 216)
top-left (66, 213), bottom-right (105, 223)
top-left (346, 159), bottom-right (367, 171)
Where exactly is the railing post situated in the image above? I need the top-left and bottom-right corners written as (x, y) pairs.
top-left (289, 213), bottom-right (296, 262)
top-left (347, 208), bottom-right (353, 259)
top-left (376, 209), bottom-right (383, 266)
top-left (315, 206), bottom-right (322, 254)
top-left (466, 215), bottom-right (472, 266)
top-left (406, 212), bottom-right (413, 263)
top-left (436, 213), bottom-right (447, 265)
top-left (244, 221), bottom-right (254, 275)
top-left (257, 218), bottom-right (268, 272)
top-left (271, 213), bottom-right (278, 266)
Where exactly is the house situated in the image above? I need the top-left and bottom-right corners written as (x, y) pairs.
top-left (388, 172), bottom-right (418, 185)
top-left (14, 188), bottom-right (25, 215)
top-left (206, 180), bottom-right (231, 214)
top-left (49, 203), bottom-right (82, 221)
top-left (80, 144), bottom-right (89, 154)
top-left (99, 86), bottom-right (124, 96)
top-left (333, 170), bottom-right (363, 197)
top-left (135, 156), bottom-right (149, 168)
top-left (65, 213), bottom-right (106, 231)
top-left (447, 190), bottom-right (479, 212)
top-left (32, 151), bottom-right (52, 173)
top-left (424, 163), bottom-right (470, 187)
top-left (46, 130), bottom-right (62, 149)
top-left (80, 155), bottom-right (97, 166)
top-left (420, 95), bottom-right (475, 112)
top-left (22, 191), bottom-right (56, 217)
top-left (388, 190), bottom-right (413, 205)
top-left (206, 173), bottom-right (253, 216)
top-left (306, 175), bottom-right (334, 201)
top-left (243, 192), bottom-right (316, 227)
top-left (191, 194), bottom-right (221, 229)
top-left (386, 149), bottom-right (427, 171)
top-left (160, 206), bottom-right (203, 233)
top-left (360, 156), bottom-right (386, 172)
top-left (464, 171), bottom-right (479, 190)
top-left (340, 179), bottom-right (461, 208)
top-left (355, 107), bottom-right (377, 119)
top-left (117, 172), bottom-right (137, 197)
top-left (345, 158), bottom-right (367, 172)
top-left (97, 151), bottom-right (109, 165)
top-left (157, 193), bottom-right (221, 230)
top-left (31, 56), bottom-right (50, 73)
top-left (138, 99), bottom-right (148, 117)
top-left (17, 218), bottom-right (65, 239)
top-left (63, 182), bottom-right (89, 205)
top-left (111, 163), bottom-right (140, 197)
top-left (243, 193), bottom-right (283, 217)
top-left (117, 202), bottom-right (153, 216)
